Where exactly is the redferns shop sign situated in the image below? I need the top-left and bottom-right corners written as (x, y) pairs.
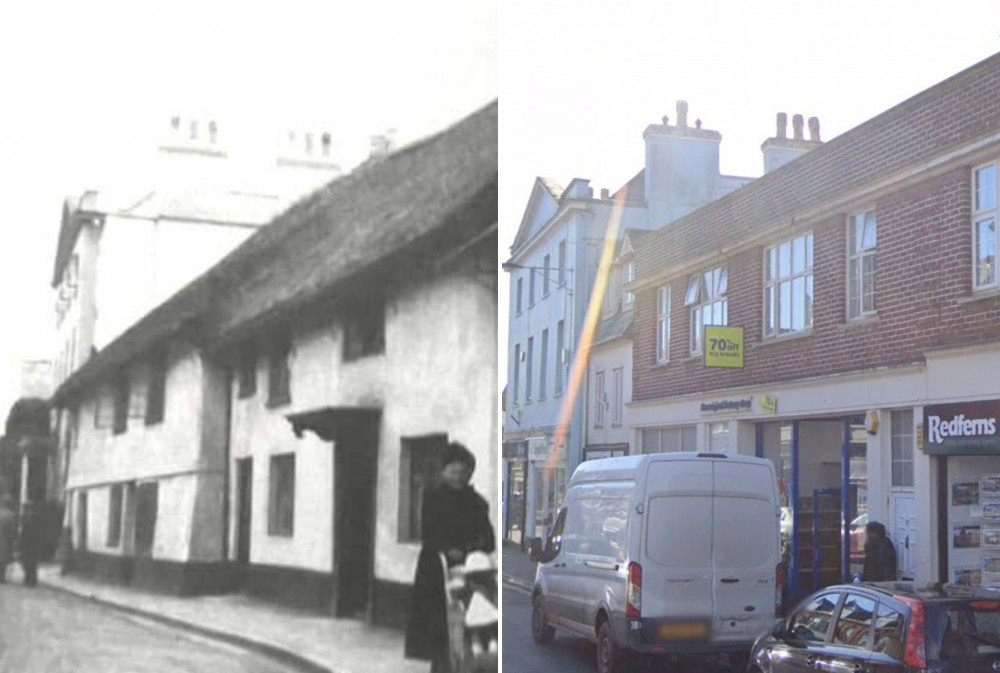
top-left (923, 400), bottom-right (1000, 455)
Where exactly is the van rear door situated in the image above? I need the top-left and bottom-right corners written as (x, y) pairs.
top-left (711, 460), bottom-right (780, 645)
top-left (642, 460), bottom-right (714, 637)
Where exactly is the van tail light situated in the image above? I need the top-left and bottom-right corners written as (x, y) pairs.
top-left (898, 597), bottom-right (927, 669)
top-left (775, 562), bottom-right (787, 617)
top-left (626, 562), bottom-right (642, 619)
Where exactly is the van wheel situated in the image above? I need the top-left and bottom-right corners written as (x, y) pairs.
top-left (596, 620), bottom-right (622, 673)
top-left (532, 595), bottom-right (556, 645)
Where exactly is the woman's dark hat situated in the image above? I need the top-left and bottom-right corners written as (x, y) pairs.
top-left (442, 441), bottom-right (476, 473)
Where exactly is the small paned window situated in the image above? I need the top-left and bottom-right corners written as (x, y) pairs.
top-left (685, 265), bottom-right (728, 354)
top-left (848, 212), bottom-right (877, 318)
top-left (764, 233), bottom-right (814, 336)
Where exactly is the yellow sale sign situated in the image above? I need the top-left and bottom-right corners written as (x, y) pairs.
top-left (704, 326), bottom-right (744, 369)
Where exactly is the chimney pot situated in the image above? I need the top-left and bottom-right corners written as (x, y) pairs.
top-left (776, 112), bottom-right (787, 139)
top-left (676, 100), bottom-right (689, 129)
top-left (662, 115), bottom-right (669, 126)
top-left (808, 117), bottom-right (821, 142)
top-left (600, 188), bottom-right (610, 199)
top-left (792, 114), bottom-right (804, 141)
top-left (695, 119), bottom-right (702, 129)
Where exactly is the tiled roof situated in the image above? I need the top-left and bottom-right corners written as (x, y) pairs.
top-left (593, 310), bottom-right (633, 346)
top-left (635, 51), bottom-right (1000, 284)
top-left (538, 177), bottom-right (564, 201)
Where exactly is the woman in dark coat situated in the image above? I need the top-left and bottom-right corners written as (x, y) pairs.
top-left (862, 521), bottom-right (897, 582)
top-left (405, 442), bottom-right (495, 672)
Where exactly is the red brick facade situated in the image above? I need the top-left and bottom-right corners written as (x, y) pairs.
top-left (632, 52), bottom-right (1000, 403)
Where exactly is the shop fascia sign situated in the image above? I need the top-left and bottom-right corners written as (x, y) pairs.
top-left (923, 400), bottom-right (1000, 455)
top-left (701, 397), bottom-right (753, 414)
top-left (527, 437), bottom-right (550, 461)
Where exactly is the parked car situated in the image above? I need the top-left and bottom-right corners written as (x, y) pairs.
top-left (528, 452), bottom-right (783, 673)
top-left (748, 581), bottom-right (1000, 673)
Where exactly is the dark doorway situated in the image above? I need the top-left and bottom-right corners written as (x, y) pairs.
top-left (236, 458), bottom-right (253, 565)
top-left (134, 482), bottom-right (158, 558)
top-left (333, 415), bottom-right (380, 618)
top-left (76, 491), bottom-right (88, 552)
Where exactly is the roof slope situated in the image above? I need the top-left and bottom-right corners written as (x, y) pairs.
top-left (636, 51), bottom-right (1000, 282)
top-left (56, 99), bottom-right (498, 401)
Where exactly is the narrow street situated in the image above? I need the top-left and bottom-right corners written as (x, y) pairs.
top-left (0, 584), bottom-right (301, 673)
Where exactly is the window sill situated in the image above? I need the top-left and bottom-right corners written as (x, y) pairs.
top-left (957, 288), bottom-right (1000, 305)
top-left (651, 359), bottom-right (671, 368)
top-left (838, 315), bottom-right (880, 331)
top-left (757, 330), bottom-right (815, 347)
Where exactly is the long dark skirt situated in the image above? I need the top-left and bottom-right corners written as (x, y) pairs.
top-left (405, 547), bottom-right (448, 662)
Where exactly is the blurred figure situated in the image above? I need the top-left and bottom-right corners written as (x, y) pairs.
top-left (0, 494), bottom-right (17, 583)
top-left (862, 521), bottom-right (897, 582)
top-left (19, 501), bottom-right (41, 587)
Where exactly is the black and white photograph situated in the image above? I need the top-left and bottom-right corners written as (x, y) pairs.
top-left (0, 1), bottom-right (496, 672)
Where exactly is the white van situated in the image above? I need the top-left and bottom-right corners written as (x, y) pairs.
top-left (528, 452), bottom-right (783, 673)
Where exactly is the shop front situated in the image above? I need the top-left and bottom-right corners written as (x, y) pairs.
top-left (502, 440), bottom-right (527, 545)
top-left (526, 436), bottom-right (565, 543)
top-left (923, 399), bottom-right (1000, 588)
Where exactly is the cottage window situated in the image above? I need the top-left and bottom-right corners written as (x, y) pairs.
top-left (398, 434), bottom-right (447, 543)
top-left (237, 344), bottom-right (257, 398)
top-left (343, 297), bottom-right (385, 362)
top-left (268, 453), bottom-right (295, 537)
top-left (112, 373), bottom-right (130, 435)
top-left (94, 387), bottom-right (113, 429)
top-left (847, 213), bottom-right (877, 318)
top-left (974, 162), bottom-right (998, 290)
top-left (594, 370), bottom-right (605, 428)
top-left (145, 350), bottom-right (167, 426)
top-left (765, 233), bottom-right (814, 336)
top-left (106, 484), bottom-right (123, 547)
top-left (267, 334), bottom-right (292, 408)
top-left (684, 265), bottom-right (728, 354)
top-left (656, 286), bottom-right (670, 363)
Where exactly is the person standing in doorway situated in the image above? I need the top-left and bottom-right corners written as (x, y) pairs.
top-left (0, 494), bottom-right (17, 583)
top-left (19, 501), bottom-right (41, 587)
top-left (405, 442), bottom-right (495, 673)
top-left (862, 521), bottom-right (897, 582)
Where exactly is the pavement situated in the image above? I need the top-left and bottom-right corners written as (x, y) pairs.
top-left (502, 541), bottom-right (536, 593)
top-left (33, 564), bottom-right (428, 673)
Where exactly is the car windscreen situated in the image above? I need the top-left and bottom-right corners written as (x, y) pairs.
top-left (925, 600), bottom-right (1000, 660)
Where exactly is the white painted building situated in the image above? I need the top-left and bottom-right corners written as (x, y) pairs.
top-left (53, 102), bottom-right (498, 627)
top-left (502, 102), bottom-right (756, 545)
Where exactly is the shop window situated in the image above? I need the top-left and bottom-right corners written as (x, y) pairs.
top-left (848, 212), bottom-right (877, 319)
top-left (398, 434), bottom-right (448, 543)
top-left (594, 371), bottom-right (605, 428)
top-left (640, 426), bottom-right (697, 454)
top-left (974, 162), bottom-right (998, 290)
top-left (685, 265), bottom-right (727, 354)
top-left (764, 233), bottom-right (814, 336)
top-left (656, 286), bottom-right (670, 363)
top-left (106, 484), bottom-right (123, 547)
top-left (891, 410), bottom-right (915, 488)
top-left (709, 422), bottom-right (730, 453)
top-left (268, 453), bottom-right (295, 537)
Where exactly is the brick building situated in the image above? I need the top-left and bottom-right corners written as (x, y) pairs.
top-left (627, 52), bottom-right (1000, 598)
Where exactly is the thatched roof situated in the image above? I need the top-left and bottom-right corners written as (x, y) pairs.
top-left (54, 100), bottom-right (498, 403)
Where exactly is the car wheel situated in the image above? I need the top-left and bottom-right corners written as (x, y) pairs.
top-left (532, 595), bottom-right (556, 645)
top-left (596, 620), bottom-right (622, 673)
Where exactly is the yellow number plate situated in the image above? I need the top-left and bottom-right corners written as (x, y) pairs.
top-left (658, 622), bottom-right (709, 639)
